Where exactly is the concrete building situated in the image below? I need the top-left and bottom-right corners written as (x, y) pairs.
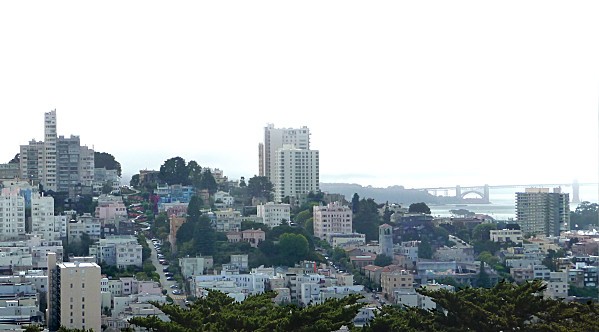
top-left (31, 193), bottom-right (60, 241)
top-left (95, 195), bottom-right (127, 226)
top-left (313, 202), bottom-right (352, 240)
top-left (516, 188), bottom-right (570, 237)
top-left (47, 253), bottom-right (101, 332)
top-left (93, 167), bottom-right (120, 195)
top-left (179, 256), bottom-right (214, 279)
top-left (256, 202), bottom-right (291, 228)
top-left (242, 229), bottom-right (265, 248)
top-left (20, 110), bottom-right (94, 194)
top-left (273, 145), bottom-right (319, 203)
top-left (89, 235), bottom-right (143, 269)
top-left (381, 270), bottom-right (415, 301)
top-left (0, 163), bottom-right (20, 180)
top-left (328, 233), bottom-right (366, 247)
top-left (0, 188), bottom-right (26, 240)
top-left (490, 229), bottom-right (524, 244)
top-left (67, 214), bottom-right (101, 242)
top-left (260, 124), bottom-right (311, 181)
top-left (214, 209), bottom-right (242, 232)
top-left (214, 191), bottom-right (235, 208)
top-left (0, 282), bottom-right (41, 325)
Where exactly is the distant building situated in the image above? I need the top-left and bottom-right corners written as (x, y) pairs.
top-left (0, 188), bottom-right (26, 240)
top-left (490, 229), bottom-right (523, 244)
top-left (313, 202), bottom-right (353, 240)
top-left (379, 224), bottom-right (394, 258)
top-left (257, 202), bottom-right (291, 228)
top-left (260, 124), bottom-right (311, 181)
top-left (47, 253), bottom-right (101, 332)
top-left (0, 163), bottom-right (20, 180)
top-left (516, 188), bottom-right (569, 237)
top-left (273, 145), bottom-right (319, 203)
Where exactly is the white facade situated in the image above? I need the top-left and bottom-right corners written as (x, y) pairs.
top-left (31, 193), bottom-right (61, 241)
top-left (328, 233), bottom-right (366, 247)
top-left (490, 229), bottom-right (523, 244)
top-left (179, 256), bottom-right (214, 279)
top-left (214, 209), bottom-right (242, 232)
top-left (89, 236), bottom-right (143, 268)
top-left (261, 124), bottom-right (311, 181)
top-left (0, 188), bottom-right (26, 240)
top-left (192, 273), bottom-right (269, 299)
top-left (214, 191), bottom-right (235, 208)
top-left (273, 145), bottom-right (319, 203)
top-left (313, 202), bottom-right (352, 240)
top-left (67, 215), bottom-right (101, 242)
top-left (257, 202), bottom-right (291, 228)
top-left (300, 283), bottom-right (321, 306)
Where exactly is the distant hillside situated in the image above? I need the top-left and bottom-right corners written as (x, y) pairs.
top-left (319, 183), bottom-right (443, 205)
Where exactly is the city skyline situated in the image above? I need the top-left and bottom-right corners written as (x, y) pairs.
top-left (1, 1), bottom-right (599, 189)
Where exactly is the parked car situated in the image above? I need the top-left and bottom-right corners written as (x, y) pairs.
top-left (162, 266), bottom-right (169, 272)
top-left (172, 289), bottom-right (182, 295)
top-left (166, 276), bottom-right (175, 281)
top-left (164, 272), bottom-right (174, 277)
top-left (170, 284), bottom-right (179, 289)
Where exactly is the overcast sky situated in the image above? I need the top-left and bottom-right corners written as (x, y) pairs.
top-left (1, 1), bottom-right (598, 189)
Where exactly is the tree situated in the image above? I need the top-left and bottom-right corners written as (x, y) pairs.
top-left (570, 201), bottom-right (599, 230)
top-left (278, 233), bottom-right (310, 266)
top-left (247, 176), bottom-right (274, 200)
top-left (353, 198), bottom-right (382, 241)
top-left (8, 153), bottom-right (19, 164)
top-left (472, 223), bottom-right (496, 241)
top-left (101, 181), bottom-right (113, 194)
top-left (159, 156), bottom-right (189, 185)
top-left (94, 151), bottom-right (122, 176)
top-left (351, 193), bottom-right (360, 214)
top-left (408, 202), bottom-right (431, 214)
top-left (374, 254), bottom-right (393, 267)
top-left (199, 169), bottom-right (218, 195)
top-left (364, 280), bottom-right (599, 332)
top-left (129, 291), bottom-right (363, 332)
top-left (187, 160), bottom-right (203, 188)
top-left (418, 237), bottom-right (433, 259)
top-left (130, 174), bottom-right (140, 188)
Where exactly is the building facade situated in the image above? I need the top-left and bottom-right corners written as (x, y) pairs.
top-left (256, 202), bottom-right (291, 228)
top-left (313, 202), bottom-right (352, 240)
top-left (260, 124), bottom-right (310, 181)
top-left (0, 188), bottom-right (26, 240)
top-left (48, 253), bottom-right (101, 332)
top-left (273, 145), bottom-right (319, 203)
top-left (516, 188), bottom-right (570, 237)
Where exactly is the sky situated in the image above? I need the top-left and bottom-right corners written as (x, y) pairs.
top-left (1, 1), bottom-right (599, 189)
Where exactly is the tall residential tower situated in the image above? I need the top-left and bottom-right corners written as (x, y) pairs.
top-left (515, 187), bottom-right (570, 237)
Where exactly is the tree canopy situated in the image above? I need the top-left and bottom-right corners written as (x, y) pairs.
top-left (94, 151), bottom-right (122, 176)
top-left (353, 198), bottom-right (382, 241)
top-left (129, 290), bottom-right (363, 332)
top-left (363, 280), bottom-right (599, 332)
top-left (247, 176), bottom-right (274, 201)
top-left (570, 201), bottom-right (599, 230)
top-left (408, 202), bottom-right (431, 214)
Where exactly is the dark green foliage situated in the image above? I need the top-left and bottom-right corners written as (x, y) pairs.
top-left (129, 291), bottom-right (364, 332)
top-left (247, 176), bottom-right (274, 200)
top-left (569, 285), bottom-right (599, 300)
top-left (351, 193), bottom-right (360, 214)
top-left (374, 254), bottom-right (393, 267)
top-left (159, 156), bottom-right (190, 186)
top-left (570, 201), bottom-right (599, 230)
top-left (8, 153), bottom-right (19, 164)
top-left (278, 233), bottom-right (310, 266)
top-left (94, 151), bottom-right (122, 176)
top-left (408, 202), bottom-right (430, 214)
top-left (363, 280), bottom-right (599, 331)
top-left (542, 248), bottom-right (567, 272)
top-left (64, 232), bottom-right (93, 259)
top-left (130, 174), bottom-right (140, 188)
top-left (472, 223), bottom-right (496, 241)
top-left (200, 169), bottom-right (218, 194)
top-left (417, 236), bottom-right (433, 259)
top-left (353, 198), bottom-right (382, 241)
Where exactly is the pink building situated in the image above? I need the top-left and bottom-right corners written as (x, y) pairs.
top-left (241, 229), bottom-right (266, 248)
top-left (95, 201), bottom-right (127, 225)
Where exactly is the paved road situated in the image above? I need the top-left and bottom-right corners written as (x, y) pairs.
top-left (147, 239), bottom-right (187, 306)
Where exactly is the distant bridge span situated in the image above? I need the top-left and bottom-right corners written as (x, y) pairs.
top-left (411, 181), bottom-right (597, 204)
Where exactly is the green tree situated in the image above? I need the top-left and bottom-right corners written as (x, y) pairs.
top-left (472, 223), bottom-right (496, 241)
top-left (94, 151), bottom-right (122, 176)
top-left (159, 156), bottom-right (189, 185)
top-left (570, 201), bottom-right (599, 230)
top-left (8, 153), bottom-right (19, 164)
top-left (353, 198), bottom-right (382, 241)
top-left (418, 237), bottom-right (433, 259)
top-left (364, 280), bottom-right (599, 332)
top-left (129, 291), bottom-right (363, 331)
top-left (199, 169), bottom-right (218, 195)
top-left (187, 160), bottom-right (203, 188)
top-left (351, 193), bottom-right (360, 214)
top-left (408, 202), bottom-right (431, 214)
top-left (130, 174), bottom-right (140, 188)
top-left (374, 254), bottom-right (393, 267)
top-left (278, 233), bottom-right (310, 266)
top-left (247, 176), bottom-right (274, 200)
top-left (101, 181), bottom-right (113, 194)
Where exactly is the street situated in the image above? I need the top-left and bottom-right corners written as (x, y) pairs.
top-left (147, 238), bottom-right (187, 307)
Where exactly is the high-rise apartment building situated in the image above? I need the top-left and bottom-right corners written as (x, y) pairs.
top-left (260, 124), bottom-right (311, 182)
top-left (516, 188), bottom-right (570, 237)
top-left (20, 110), bottom-right (94, 193)
top-left (0, 188), bottom-right (26, 240)
top-left (273, 145), bottom-right (319, 203)
top-left (31, 193), bottom-right (60, 241)
top-left (313, 202), bottom-right (352, 240)
top-left (47, 252), bottom-right (101, 332)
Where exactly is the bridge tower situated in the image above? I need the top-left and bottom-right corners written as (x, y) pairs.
top-left (572, 180), bottom-right (580, 204)
top-left (484, 184), bottom-right (490, 204)
top-left (456, 185), bottom-right (461, 198)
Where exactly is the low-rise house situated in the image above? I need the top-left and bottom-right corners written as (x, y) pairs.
top-left (179, 256), bottom-right (214, 279)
